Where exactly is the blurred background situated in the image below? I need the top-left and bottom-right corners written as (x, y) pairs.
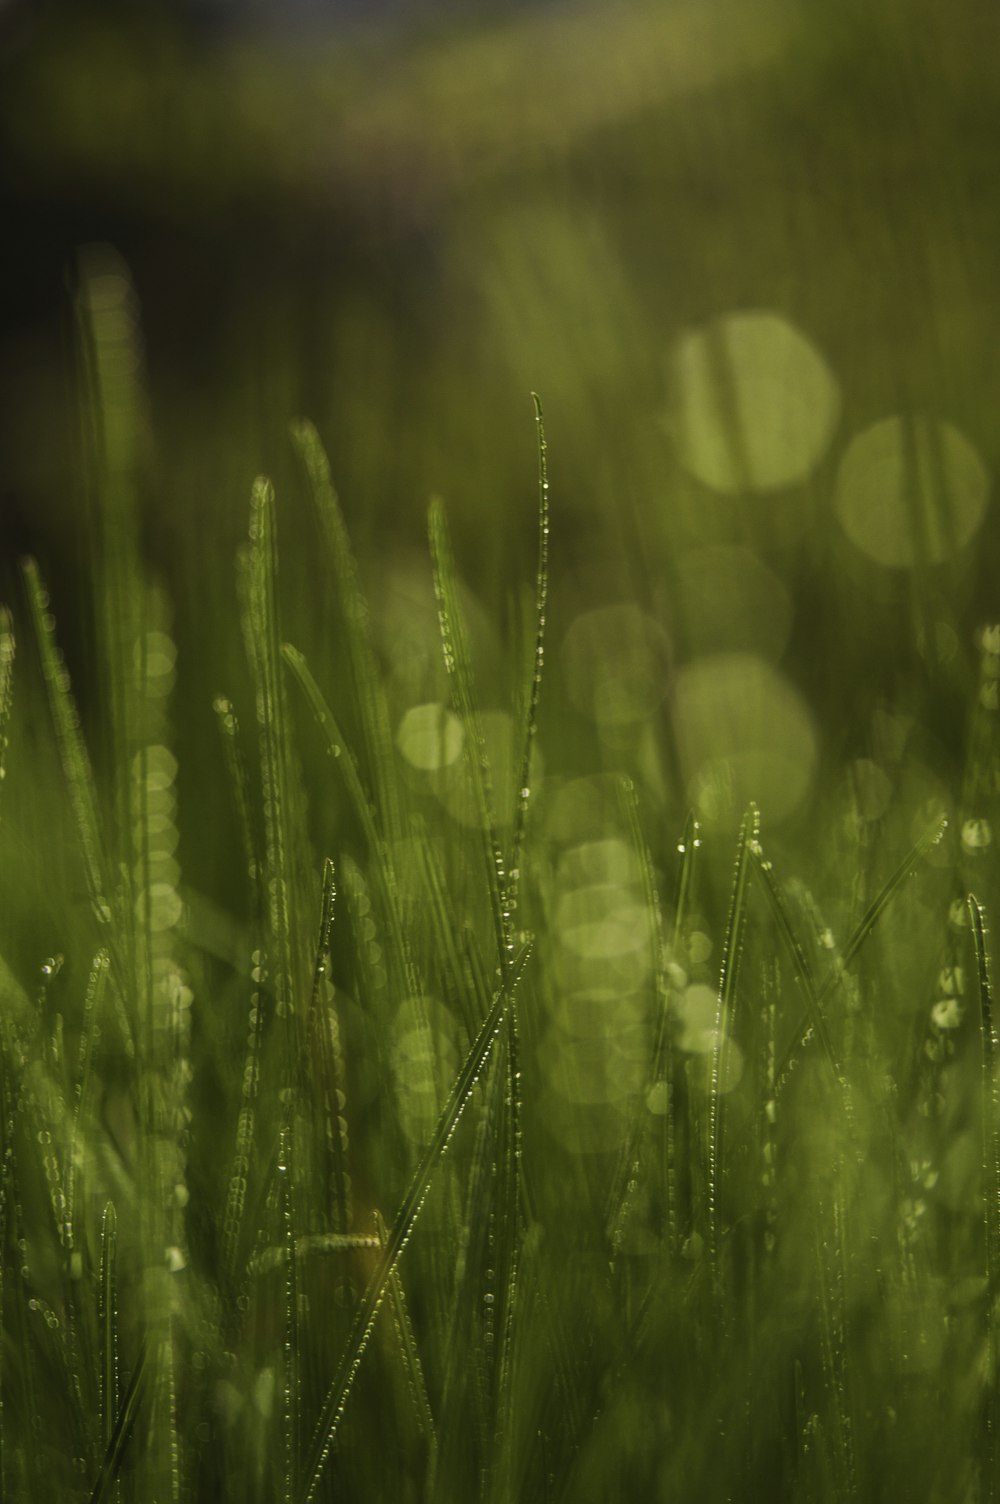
top-left (2, 0), bottom-right (999, 903)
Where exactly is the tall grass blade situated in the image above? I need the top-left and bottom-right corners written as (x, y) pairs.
top-left (707, 805), bottom-right (757, 1301)
top-left (971, 894), bottom-right (1000, 1501)
top-left (749, 841), bottom-right (843, 1086)
top-left (776, 813), bottom-right (947, 1090)
top-left (428, 497), bottom-right (510, 968)
top-left (21, 560), bottom-right (117, 944)
top-left (65, 949), bottom-right (111, 1405)
top-left (607, 776), bottom-right (668, 1255)
top-left (280, 1124), bottom-right (300, 1504)
top-left (213, 694), bottom-right (262, 905)
top-left (300, 940), bottom-right (531, 1504)
top-left (74, 246), bottom-right (145, 894)
top-left (487, 1024), bottom-right (524, 1504)
top-left (372, 1208), bottom-right (437, 1474)
top-left (0, 607), bottom-right (13, 809)
top-left (221, 949), bottom-right (267, 1294)
top-left (289, 419), bottom-right (402, 845)
top-left (96, 1201), bottom-right (120, 1502)
top-left (243, 479), bottom-right (299, 1046)
top-left (507, 393), bottom-right (550, 927)
top-left (306, 858), bottom-right (352, 1234)
top-left (88, 1340), bottom-right (147, 1504)
top-left (282, 643), bottom-right (415, 996)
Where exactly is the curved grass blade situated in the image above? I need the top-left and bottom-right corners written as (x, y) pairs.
top-left (299, 940), bottom-right (531, 1504)
top-left (21, 561), bottom-right (116, 941)
top-left (749, 842), bottom-right (842, 1085)
top-left (289, 419), bottom-right (402, 845)
top-left (707, 805), bottom-right (757, 1301)
top-left (971, 894), bottom-right (1000, 1501)
top-left (507, 392), bottom-right (550, 927)
top-left (282, 643), bottom-right (416, 997)
top-left (281, 646), bottom-right (383, 880)
top-left (775, 813), bottom-right (947, 1089)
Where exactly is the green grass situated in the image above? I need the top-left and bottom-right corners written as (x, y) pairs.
top-left (2, 261), bottom-right (1000, 1504)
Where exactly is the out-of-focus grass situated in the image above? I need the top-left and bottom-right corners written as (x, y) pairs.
top-left (2, 8), bottom-right (1000, 1497)
top-left (0, 233), bottom-right (999, 1498)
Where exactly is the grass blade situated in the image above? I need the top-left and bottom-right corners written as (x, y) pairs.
top-left (507, 392), bottom-right (550, 927)
top-left (97, 1201), bottom-right (120, 1499)
top-left (289, 418), bottom-right (401, 846)
top-left (775, 813), bottom-right (947, 1090)
top-left (707, 804), bottom-right (757, 1300)
top-left (88, 1339), bottom-right (147, 1504)
top-left (242, 479), bottom-right (299, 1041)
top-left (429, 497), bottom-right (510, 970)
top-left (971, 894), bottom-right (1000, 1501)
top-left (282, 643), bottom-right (416, 997)
top-left (373, 1208), bottom-right (437, 1477)
top-left (0, 607), bottom-right (13, 810)
top-left (21, 561), bottom-right (115, 941)
top-left (299, 940), bottom-right (532, 1504)
top-left (750, 840), bottom-right (842, 1086)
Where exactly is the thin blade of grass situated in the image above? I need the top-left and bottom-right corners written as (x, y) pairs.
top-left (775, 813), bottom-right (947, 1089)
top-left (299, 939), bottom-right (532, 1504)
top-left (97, 1201), bottom-right (120, 1499)
top-left (971, 893), bottom-right (1000, 1501)
top-left (487, 1019), bottom-right (524, 1504)
top-left (21, 561), bottom-right (117, 943)
top-left (507, 393), bottom-right (550, 927)
top-left (282, 643), bottom-right (416, 997)
top-left (65, 949), bottom-right (111, 1391)
top-left (88, 1340), bottom-right (147, 1504)
top-left (428, 497), bottom-right (510, 970)
top-left (707, 805), bottom-right (757, 1301)
top-left (749, 841), bottom-right (842, 1086)
top-left (372, 1208), bottom-right (437, 1475)
top-left (289, 419), bottom-right (402, 846)
top-left (74, 246), bottom-right (145, 899)
top-left (280, 1124), bottom-right (300, 1504)
top-left (606, 776), bottom-right (668, 1256)
top-left (0, 607), bottom-right (13, 808)
top-left (242, 479), bottom-right (299, 1045)
top-left (306, 858), bottom-right (352, 1235)
top-left (212, 694), bottom-right (263, 912)
top-left (221, 949), bottom-right (267, 1298)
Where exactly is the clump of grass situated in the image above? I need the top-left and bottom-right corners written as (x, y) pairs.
top-left (1, 256), bottom-right (999, 1504)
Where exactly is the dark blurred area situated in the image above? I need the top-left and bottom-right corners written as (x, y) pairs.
top-left (2, 0), bottom-right (1000, 892)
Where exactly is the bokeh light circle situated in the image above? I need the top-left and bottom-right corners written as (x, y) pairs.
top-left (672, 653), bottom-right (817, 825)
top-left (397, 702), bottom-right (464, 771)
top-left (834, 414), bottom-right (990, 567)
top-left (667, 310), bottom-right (841, 494)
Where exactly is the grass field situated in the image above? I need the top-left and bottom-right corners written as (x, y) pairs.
top-left (0, 235), bottom-right (998, 1504)
top-left (3, 6), bottom-right (1000, 1500)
